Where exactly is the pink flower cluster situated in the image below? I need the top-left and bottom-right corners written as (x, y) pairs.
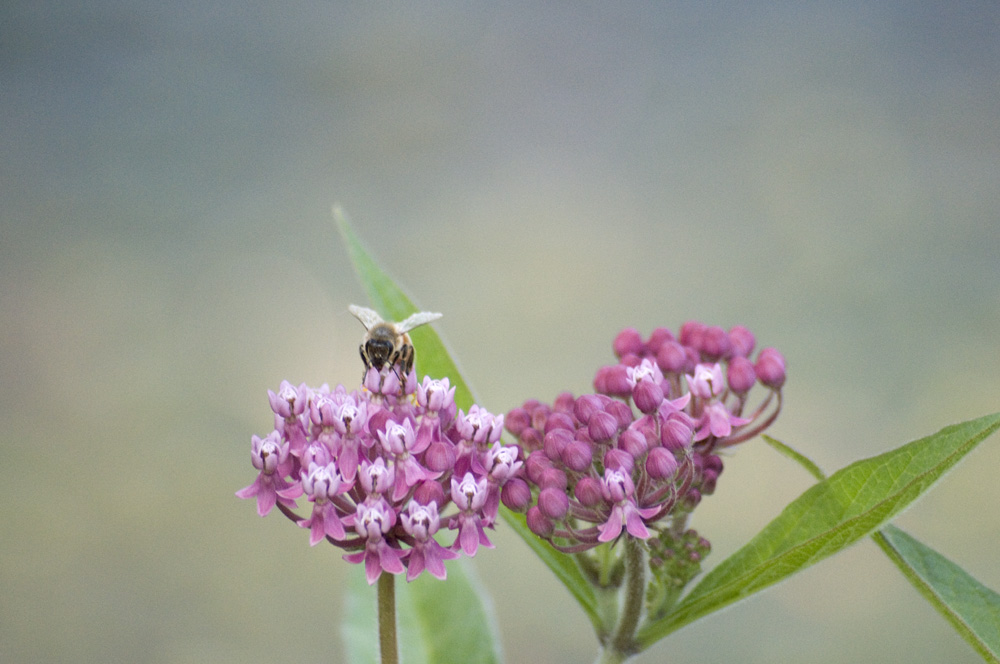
top-left (504, 322), bottom-right (785, 552)
top-left (237, 368), bottom-right (521, 584)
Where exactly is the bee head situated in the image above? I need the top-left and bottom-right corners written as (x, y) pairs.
top-left (364, 337), bottom-right (396, 369)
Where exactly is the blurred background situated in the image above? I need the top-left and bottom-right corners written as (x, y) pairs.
top-left (3, 2), bottom-right (999, 662)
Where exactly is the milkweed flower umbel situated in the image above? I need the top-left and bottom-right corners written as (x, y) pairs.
top-left (238, 370), bottom-right (515, 584)
top-left (505, 322), bottom-right (785, 561)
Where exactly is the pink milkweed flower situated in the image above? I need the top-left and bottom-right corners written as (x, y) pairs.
top-left (456, 405), bottom-right (504, 445)
top-left (269, 381), bottom-right (310, 456)
top-left (380, 419), bottom-right (439, 502)
top-left (298, 462), bottom-right (348, 545)
top-left (482, 442), bottom-right (523, 522)
top-left (625, 358), bottom-right (663, 388)
top-left (693, 402), bottom-right (752, 442)
top-left (334, 394), bottom-right (368, 438)
top-left (688, 363), bottom-right (726, 399)
top-left (358, 457), bottom-right (396, 497)
top-left (597, 468), bottom-right (658, 542)
top-left (416, 376), bottom-right (456, 413)
top-left (400, 501), bottom-right (458, 581)
top-left (343, 498), bottom-right (405, 584)
top-left (268, 380), bottom-right (308, 420)
top-left (450, 472), bottom-right (493, 556)
top-left (236, 431), bottom-right (297, 516)
top-left (454, 405), bottom-right (505, 476)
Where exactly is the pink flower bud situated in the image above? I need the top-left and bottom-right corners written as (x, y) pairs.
top-left (726, 356), bottom-right (756, 393)
top-left (700, 326), bottom-right (732, 360)
top-left (618, 427), bottom-right (648, 457)
top-left (554, 391), bottom-right (576, 413)
top-left (561, 439), bottom-right (594, 472)
top-left (588, 410), bottom-right (619, 443)
top-left (604, 448), bottom-right (634, 473)
top-left (728, 325), bottom-right (756, 357)
top-left (619, 353), bottom-right (642, 367)
top-left (679, 320), bottom-right (706, 348)
top-left (367, 409), bottom-right (392, 438)
top-left (656, 341), bottom-right (689, 374)
top-left (605, 400), bottom-right (634, 430)
top-left (633, 379), bottom-right (664, 414)
top-left (424, 441), bottom-right (456, 472)
top-left (412, 479), bottom-right (446, 507)
top-left (505, 407), bottom-right (531, 436)
top-left (645, 327), bottom-right (675, 355)
top-left (525, 450), bottom-right (553, 484)
top-left (538, 487), bottom-right (569, 519)
top-left (701, 468), bottom-right (719, 495)
top-left (661, 416), bottom-right (693, 452)
top-left (704, 454), bottom-right (724, 474)
top-left (573, 394), bottom-right (607, 424)
top-left (646, 447), bottom-right (678, 479)
top-left (594, 364), bottom-right (632, 397)
top-left (519, 427), bottom-right (543, 450)
top-left (574, 477), bottom-right (603, 506)
top-left (544, 411), bottom-right (576, 434)
top-left (526, 506), bottom-right (555, 537)
top-left (755, 347), bottom-right (786, 388)
top-left (613, 327), bottom-right (645, 358)
top-left (539, 467), bottom-right (568, 490)
top-left (543, 428), bottom-right (573, 461)
top-left (530, 404), bottom-right (551, 430)
top-left (501, 478), bottom-right (532, 512)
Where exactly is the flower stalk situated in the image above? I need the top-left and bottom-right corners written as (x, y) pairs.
top-left (377, 572), bottom-right (398, 664)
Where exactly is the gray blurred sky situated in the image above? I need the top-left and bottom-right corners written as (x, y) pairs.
top-left (3, 2), bottom-right (1000, 663)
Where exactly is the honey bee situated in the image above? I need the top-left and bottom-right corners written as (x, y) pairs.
top-left (348, 304), bottom-right (442, 381)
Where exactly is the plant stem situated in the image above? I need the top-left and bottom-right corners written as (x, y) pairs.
top-left (606, 536), bottom-right (645, 660)
top-left (377, 572), bottom-right (398, 664)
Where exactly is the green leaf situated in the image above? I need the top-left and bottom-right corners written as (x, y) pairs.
top-left (341, 562), bottom-right (503, 664)
top-left (499, 508), bottom-right (601, 630)
top-left (342, 571), bottom-right (380, 663)
top-left (637, 411), bottom-right (1000, 647)
top-left (874, 525), bottom-right (1000, 663)
top-left (334, 208), bottom-right (601, 627)
top-left (765, 435), bottom-right (1000, 662)
top-left (761, 434), bottom-right (827, 482)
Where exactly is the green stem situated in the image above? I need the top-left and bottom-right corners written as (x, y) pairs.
top-left (596, 537), bottom-right (646, 663)
top-left (377, 572), bottom-right (398, 664)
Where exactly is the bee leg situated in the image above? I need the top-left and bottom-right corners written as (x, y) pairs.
top-left (393, 345), bottom-right (415, 395)
top-left (398, 345), bottom-right (414, 377)
top-left (359, 344), bottom-right (370, 383)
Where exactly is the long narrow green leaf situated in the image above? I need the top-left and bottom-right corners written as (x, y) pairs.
top-left (874, 525), bottom-right (1000, 663)
top-left (764, 436), bottom-right (1000, 663)
top-left (499, 508), bottom-right (603, 632)
top-left (637, 412), bottom-right (1000, 646)
top-left (334, 208), bottom-right (600, 627)
top-left (762, 434), bottom-right (826, 482)
top-left (341, 563), bottom-right (502, 664)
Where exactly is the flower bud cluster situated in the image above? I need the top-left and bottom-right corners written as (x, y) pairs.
top-left (645, 528), bottom-right (712, 619)
top-left (237, 367), bottom-right (520, 584)
top-left (505, 322), bottom-right (785, 553)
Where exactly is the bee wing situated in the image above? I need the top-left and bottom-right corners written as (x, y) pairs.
top-left (348, 304), bottom-right (384, 330)
top-left (396, 310), bottom-right (443, 333)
